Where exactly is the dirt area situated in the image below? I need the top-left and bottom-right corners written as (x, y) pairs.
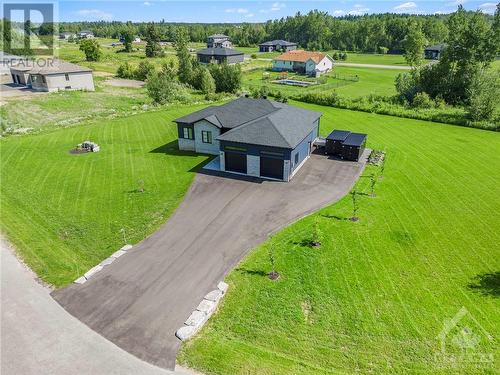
top-left (104, 78), bottom-right (145, 88)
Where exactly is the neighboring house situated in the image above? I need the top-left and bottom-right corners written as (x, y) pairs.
top-left (59, 32), bottom-right (75, 40)
top-left (259, 40), bottom-right (297, 53)
top-left (10, 59), bottom-right (95, 92)
top-left (77, 30), bottom-right (94, 39)
top-left (207, 34), bottom-right (232, 48)
top-left (272, 50), bottom-right (334, 76)
top-left (424, 44), bottom-right (446, 60)
top-left (196, 47), bottom-right (244, 64)
top-left (174, 97), bottom-right (322, 181)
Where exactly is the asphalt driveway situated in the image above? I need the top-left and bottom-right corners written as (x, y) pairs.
top-left (53, 152), bottom-right (368, 370)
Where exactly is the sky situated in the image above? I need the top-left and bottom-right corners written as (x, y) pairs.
top-left (3, 1), bottom-right (498, 23)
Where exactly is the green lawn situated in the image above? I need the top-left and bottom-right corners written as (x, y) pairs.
top-left (0, 106), bottom-right (209, 286)
top-left (326, 51), bottom-right (408, 66)
top-left (178, 104), bottom-right (500, 374)
top-left (243, 66), bottom-right (402, 98)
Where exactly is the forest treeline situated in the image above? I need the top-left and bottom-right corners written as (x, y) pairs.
top-left (55, 10), bottom-right (495, 52)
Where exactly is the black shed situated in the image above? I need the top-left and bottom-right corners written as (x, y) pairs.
top-left (325, 130), bottom-right (351, 156)
top-left (341, 132), bottom-right (367, 162)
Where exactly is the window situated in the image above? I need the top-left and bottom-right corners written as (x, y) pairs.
top-left (41, 75), bottom-right (46, 84)
top-left (201, 130), bottom-right (212, 144)
top-left (183, 127), bottom-right (193, 139)
top-left (294, 153), bottom-right (299, 165)
top-left (65, 73), bottom-right (70, 81)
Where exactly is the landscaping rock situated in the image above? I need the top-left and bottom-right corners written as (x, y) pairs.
top-left (196, 299), bottom-right (216, 315)
top-left (100, 257), bottom-right (115, 267)
top-left (120, 244), bottom-right (133, 252)
top-left (217, 281), bottom-right (229, 294)
top-left (185, 310), bottom-right (207, 327)
top-left (74, 276), bottom-right (87, 284)
top-left (175, 325), bottom-right (196, 341)
top-left (111, 249), bottom-right (126, 259)
top-left (204, 289), bottom-right (223, 303)
top-left (84, 265), bottom-right (103, 279)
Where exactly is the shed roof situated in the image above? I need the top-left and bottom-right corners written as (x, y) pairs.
top-left (208, 34), bottom-right (229, 38)
top-left (259, 40), bottom-right (297, 46)
top-left (425, 43), bottom-right (446, 51)
top-left (327, 130), bottom-right (351, 141)
top-left (174, 97), bottom-right (322, 149)
top-left (10, 59), bottom-right (92, 75)
top-left (343, 132), bottom-right (367, 147)
top-left (274, 50), bottom-right (328, 64)
top-left (196, 47), bottom-right (244, 57)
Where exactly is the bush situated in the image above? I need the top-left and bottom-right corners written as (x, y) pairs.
top-left (135, 61), bottom-right (156, 81)
top-left (251, 54), bottom-right (257, 59)
top-left (395, 72), bottom-right (419, 104)
top-left (377, 46), bottom-right (389, 54)
top-left (199, 67), bottom-right (216, 95)
top-left (79, 39), bottom-right (101, 61)
top-left (412, 92), bottom-right (434, 109)
top-left (467, 69), bottom-right (500, 122)
top-left (116, 62), bottom-right (135, 79)
top-left (146, 71), bottom-right (190, 105)
top-left (209, 63), bottom-right (242, 93)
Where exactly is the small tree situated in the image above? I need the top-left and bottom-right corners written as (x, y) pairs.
top-left (379, 153), bottom-right (386, 180)
top-left (199, 67), bottom-right (216, 95)
top-left (161, 59), bottom-right (178, 79)
top-left (311, 217), bottom-right (323, 247)
top-left (135, 60), bottom-right (156, 81)
top-left (369, 173), bottom-right (376, 197)
top-left (175, 27), bottom-right (194, 85)
top-left (79, 39), bottom-right (101, 61)
top-left (116, 62), bottom-right (135, 79)
top-left (137, 179), bottom-right (145, 193)
top-left (121, 28), bottom-right (134, 53)
top-left (350, 190), bottom-right (360, 222)
top-left (267, 243), bottom-right (279, 280)
top-left (146, 70), bottom-right (189, 104)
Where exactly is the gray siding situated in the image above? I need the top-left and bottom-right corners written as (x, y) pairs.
top-left (194, 120), bottom-right (220, 155)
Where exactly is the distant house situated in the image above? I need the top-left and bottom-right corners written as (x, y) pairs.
top-left (424, 44), bottom-right (446, 60)
top-left (77, 30), bottom-right (94, 39)
top-left (174, 97), bottom-right (322, 181)
top-left (259, 40), bottom-right (297, 53)
top-left (272, 50), bottom-right (334, 76)
top-left (59, 32), bottom-right (74, 40)
top-left (207, 34), bottom-right (232, 49)
top-left (196, 47), bottom-right (244, 64)
top-left (10, 59), bottom-right (95, 92)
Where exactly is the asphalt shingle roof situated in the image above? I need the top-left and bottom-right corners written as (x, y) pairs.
top-left (10, 59), bottom-right (92, 75)
top-left (259, 40), bottom-right (297, 46)
top-left (174, 97), bottom-right (322, 149)
top-left (196, 47), bottom-right (244, 57)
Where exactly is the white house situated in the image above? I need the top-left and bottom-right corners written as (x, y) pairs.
top-left (272, 50), bottom-right (334, 76)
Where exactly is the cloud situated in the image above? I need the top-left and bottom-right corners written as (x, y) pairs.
top-left (478, 2), bottom-right (497, 14)
top-left (225, 8), bottom-right (249, 14)
top-left (75, 9), bottom-right (113, 21)
top-left (260, 2), bottom-right (286, 13)
top-left (393, 2), bottom-right (418, 12)
top-left (347, 4), bottom-right (369, 16)
top-left (447, 0), bottom-right (466, 5)
top-left (332, 10), bottom-right (346, 16)
top-left (245, 13), bottom-right (255, 18)
top-left (143, 1), bottom-right (152, 6)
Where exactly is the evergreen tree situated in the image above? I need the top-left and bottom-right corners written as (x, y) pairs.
top-left (145, 22), bottom-right (162, 57)
top-left (175, 27), bottom-right (193, 85)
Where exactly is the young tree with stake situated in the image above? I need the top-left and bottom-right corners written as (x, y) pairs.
top-left (350, 190), bottom-right (360, 222)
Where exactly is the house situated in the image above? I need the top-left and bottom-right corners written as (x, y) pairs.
top-left (77, 30), bottom-right (94, 39)
top-left (207, 34), bottom-right (232, 48)
top-left (424, 44), bottom-right (446, 60)
top-left (272, 50), bottom-right (334, 76)
top-left (174, 97), bottom-right (322, 181)
top-left (59, 32), bottom-right (74, 40)
top-left (259, 40), bottom-right (297, 53)
top-left (196, 47), bottom-right (244, 64)
top-left (10, 59), bottom-right (95, 92)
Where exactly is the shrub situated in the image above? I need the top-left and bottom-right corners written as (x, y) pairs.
top-left (116, 62), bottom-right (135, 79)
top-left (209, 63), bottom-right (242, 93)
top-left (395, 72), bottom-right (419, 104)
top-left (377, 46), bottom-right (389, 54)
top-left (79, 39), bottom-right (101, 61)
top-left (146, 71), bottom-right (190, 104)
top-left (251, 53), bottom-right (257, 59)
top-left (467, 69), bottom-right (500, 122)
top-left (135, 61), bottom-right (156, 81)
top-left (412, 92), bottom-right (434, 109)
top-left (199, 67), bottom-right (216, 95)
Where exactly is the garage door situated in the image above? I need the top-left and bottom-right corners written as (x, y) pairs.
top-left (225, 152), bottom-right (247, 174)
top-left (260, 157), bottom-right (284, 180)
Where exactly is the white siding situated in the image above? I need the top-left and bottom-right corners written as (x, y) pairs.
top-left (194, 120), bottom-right (220, 155)
top-left (44, 72), bottom-right (95, 92)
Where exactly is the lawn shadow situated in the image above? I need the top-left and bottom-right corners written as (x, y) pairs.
top-left (150, 141), bottom-right (214, 172)
top-left (321, 214), bottom-right (349, 221)
top-left (235, 267), bottom-right (268, 277)
top-left (468, 272), bottom-right (500, 298)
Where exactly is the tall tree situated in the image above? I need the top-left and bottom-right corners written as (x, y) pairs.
top-left (144, 22), bottom-right (162, 57)
top-left (404, 20), bottom-right (426, 68)
top-left (79, 39), bottom-right (101, 61)
top-left (175, 27), bottom-right (193, 85)
top-left (121, 27), bottom-right (134, 52)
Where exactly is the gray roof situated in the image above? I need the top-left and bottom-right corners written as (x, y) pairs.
top-left (175, 98), bottom-right (322, 149)
top-left (327, 130), bottom-right (351, 141)
top-left (10, 59), bottom-right (92, 75)
top-left (259, 40), bottom-right (297, 46)
top-left (208, 34), bottom-right (229, 38)
top-left (343, 133), bottom-right (366, 147)
top-left (196, 47), bottom-right (244, 57)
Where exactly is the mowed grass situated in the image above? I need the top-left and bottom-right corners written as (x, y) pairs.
top-left (0, 106), bottom-right (209, 286)
top-left (179, 105), bottom-right (500, 374)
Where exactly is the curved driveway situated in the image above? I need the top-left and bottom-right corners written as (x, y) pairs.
top-left (53, 152), bottom-right (367, 370)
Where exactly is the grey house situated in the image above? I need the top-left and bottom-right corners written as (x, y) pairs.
top-left (207, 34), bottom-right (232, 48)
top-left (424, 44), bottom-right (446, 59)
top-left (196, 47), bottom-right (244, 64)
top-left (174, 98), bottom-right (322, 181)
top-left (259, 40), bottom-right (297, 53)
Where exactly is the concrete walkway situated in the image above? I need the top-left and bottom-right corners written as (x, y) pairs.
top-left (0, 237), bottom-right (173, 375)
top-left (53, 152), bottom-right (368, 370)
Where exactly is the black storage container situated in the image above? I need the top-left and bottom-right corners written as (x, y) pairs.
top-left (341, 132), bottom-right (367, 162)
top-left (325, 130), bottom-right (351, 156)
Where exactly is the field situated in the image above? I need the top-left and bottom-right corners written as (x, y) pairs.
top-left (243, 66), bottom-right (402, 98)
top-left (178, 103), bottom-right (500, 374)
top-left (0, 106), bottom-right (209, 286)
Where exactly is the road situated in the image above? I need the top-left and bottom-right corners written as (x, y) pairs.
top-left (52, 152), bottom-right (368, 370)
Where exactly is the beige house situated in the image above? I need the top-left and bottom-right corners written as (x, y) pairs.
top-left (10, 60), bottom-right (95, 92)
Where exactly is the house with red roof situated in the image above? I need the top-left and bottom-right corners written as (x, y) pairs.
top-left (272, 50), bottom-right (334, 76)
